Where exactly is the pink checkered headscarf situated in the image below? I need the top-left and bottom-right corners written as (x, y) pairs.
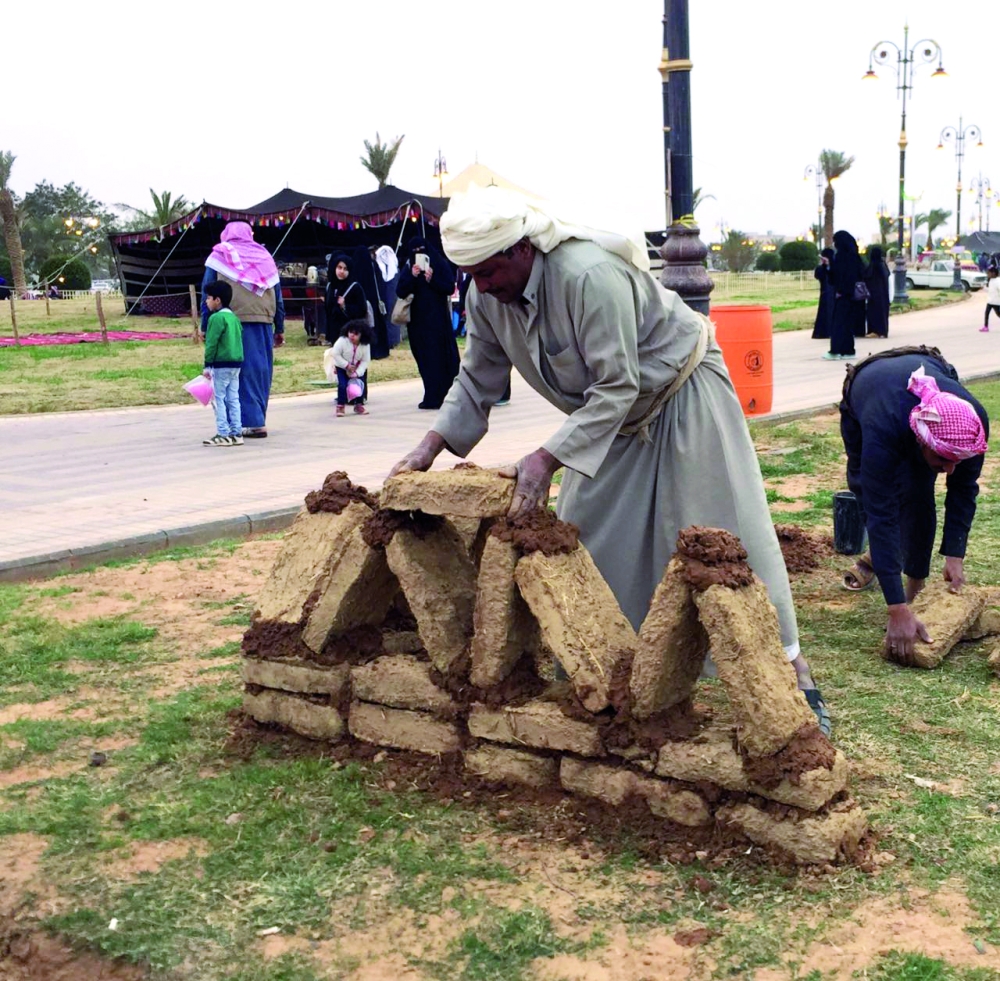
top-left (206, 222), bottom-right (280, 296)
top-left (908, 365), bottom-right (987, 462)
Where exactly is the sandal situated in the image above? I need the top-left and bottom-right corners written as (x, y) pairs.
top-left (242, 428), bottom-right (268, 438)
top-left (843, 554), bottom-right (876, 592)
top-left (802, 689), bottom-right (831, 736)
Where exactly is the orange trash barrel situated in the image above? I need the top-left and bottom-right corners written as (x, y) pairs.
top-left (709, 304), bottom-right (773, 416)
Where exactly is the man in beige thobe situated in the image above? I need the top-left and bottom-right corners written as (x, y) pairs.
top-left (390, 187), bottom-right (829, 732)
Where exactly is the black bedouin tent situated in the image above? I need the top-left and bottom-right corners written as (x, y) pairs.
top-left (958, 230), bottom-right (1000, 255)
top-left (108, 186), bottom-right (449, 314)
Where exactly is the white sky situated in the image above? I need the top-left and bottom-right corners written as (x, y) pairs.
top-left (5, 1), bottom-right (995, 245)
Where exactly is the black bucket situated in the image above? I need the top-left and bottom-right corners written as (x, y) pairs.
top-left (832, 490), bottom-right (867, 555)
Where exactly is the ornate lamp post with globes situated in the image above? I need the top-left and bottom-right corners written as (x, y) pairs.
top-left (968, 174), bottom-right (992, 233)
top-left (433, 149), bottom-right (448, 198)
top-left (863, 25), bottom-right (947, 304)
top-left (937, 118), bottom-right (982, 288)
top-left (803, 164), bottom-right (824, 247)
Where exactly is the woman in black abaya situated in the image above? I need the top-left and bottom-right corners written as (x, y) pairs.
top-left (324, 253), bottom-right (368, 345)
top-left (812, 247), bottom-right (835, 339)
top-left (351, 246), bottom-right (391, 359)
top-left (863, 245), bottom-right (890, 338)
top-left (823, 230), bottom-right (865, 360)
top-left (395, 238), bottom-right (459, 409)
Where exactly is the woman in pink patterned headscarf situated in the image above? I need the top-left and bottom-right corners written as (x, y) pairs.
top-left (839, 350), bottom-right (989, 666)
top-left (201, 222), bottom-right (285, 437)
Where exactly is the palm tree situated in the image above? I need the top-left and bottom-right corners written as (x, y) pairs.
top-left (924, 208), bottom-right (952, 251)
top-left (692, 187), bottom-right (715, 214)
top-left (878, 213), bottom-right (896, 248)
top-left (819, 149), bottom-right (855, 248)
top-left (360, 133), bottom-right (405, 188)
top-left (144, 189), bottom-right (191, 226)
top-left (0, 151), bottom-right (27, 294)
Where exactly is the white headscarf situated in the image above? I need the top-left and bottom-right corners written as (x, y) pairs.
top-left (440, 185), bottom-right (650, 272)
top-left (374, 245), bottom-right (398, 282)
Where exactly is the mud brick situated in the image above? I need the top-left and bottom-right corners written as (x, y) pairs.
top-left (468, 700), bottom-right (604, 756)
top-left (380, 469), bottom-right (515, 517)
top-left (888, 581), bottom-right (986, 669)
top-left (448, 515), bottom-right (484, 556)
top-left (255, 504), bottom-right (372, 624)
top-left (560, 757), bottom-right (637, 807)
top-left (560, 758), bottom-right (711, 826)
top-left (987, 639), bottom-right (1000, 677)
top-left (655, 727), bottom-right (849, 812)
top-left (241, 658), bottom-right (349, 697)
top-left (694, 578), bottom-right (815, 758)
top-left (963, 609), bottom-right (1000, 641)
top-left (515, 546), bottom-right (636, 713)
top-left (386, 523), bottom-right (478, 674)
top-left (348, 701), bottom-right (462, 755)
top-left (382, 631), bottom-right (425, 654)
top-left (718, 800), bottom-right (867, 865)
top-left (243, 690), bottom-right (344, 741)
top-left (464, 746), bottom-right (558, 789)
top-left (470, 536), bottom-right (538, 688)
top-left (350, 656), bottom-right (456, 715)
top-left (631, 557), bottom-right (709, 719)
top-left (301, 522), bottom-right (398, 654)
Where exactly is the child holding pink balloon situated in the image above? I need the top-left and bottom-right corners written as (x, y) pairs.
top-left (324, 319), bottom-right (372, 417)
top-left (202, 280), bottom-right (244, 446)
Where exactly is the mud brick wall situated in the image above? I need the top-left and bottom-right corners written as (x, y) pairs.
top-left (240, 472), bottom-right (867, 866)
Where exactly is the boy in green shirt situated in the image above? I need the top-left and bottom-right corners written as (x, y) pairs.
top-left (202, 280), bottom-right (244, 446)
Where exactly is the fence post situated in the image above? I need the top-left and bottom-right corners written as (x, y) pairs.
top-left (44, 281), bottom-right (50, 317)
top-left (8, 295), bottom-right (20, 346)
top-left (189, 284), bottom-right (201, 343)
top-left (95, 291), bottom-right (108, 344)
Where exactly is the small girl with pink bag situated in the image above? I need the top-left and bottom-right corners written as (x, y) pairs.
top-left (324, 318), bottom-right (372, 417)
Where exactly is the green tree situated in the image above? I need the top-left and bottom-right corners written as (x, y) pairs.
top-left (878, 214), bottom-right (895, 247)
top-left (40, 255), bottom-right (91, 291)
top-left (924, 208), bottom-right (952, 251)
top-left (19, 181), bottom-right (115, 278)
top-left (755, 251), bottom-right (781, 272)
top-left (0, 151), bottom-right (27, 293)
top-left (779, 240), bottom-right (819, 271)
top-left (819, 149), bottom-right (855, 248)
top-left (692, 187), bottom-right (715, 214)
top-left (360, 133), bottom-right (405, 188)
top-left (718, 230), bottom-right (759, 273)
top-left (140, 189), bottom-right (191, 226)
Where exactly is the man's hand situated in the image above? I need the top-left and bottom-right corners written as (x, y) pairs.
top-left (499, 448), bottom-right (561, 517)
top-left (388, 431), bottom-right (447, 478)
top-left (202, 368), bottom-right (212, 378)
top-left (884, 603), bottom-right (933, 665)
top-left (273, 333), bottom-right (284, 348)
top-left (943, 556), bottom-right (965, 593)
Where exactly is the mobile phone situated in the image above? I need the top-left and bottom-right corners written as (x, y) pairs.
top-left (415, 253), bottom-right (430, 271)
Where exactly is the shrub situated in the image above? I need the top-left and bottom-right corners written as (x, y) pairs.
top-left (755, 252), bottom-right (781, 272)
top-left (40, 256), bottom-right (92, 291)
top-left (779, 240), bottom-right (819, 271)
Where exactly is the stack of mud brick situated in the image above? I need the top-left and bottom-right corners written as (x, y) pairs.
top-left (241, 469), bottom-right (867, 866)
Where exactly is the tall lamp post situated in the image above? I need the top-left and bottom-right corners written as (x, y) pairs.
top-left (937, 118), bottom-right (982, 238)
top-left (969, 173), bottom-right (992, 232)
top-left (864, 25), bottom-right (947, 304)
top-left (433, 149), bottom-right (448, 198)
top-left (803, 163), bottom-right (824, 247)
top-left (658, 0), bottom-right (714, 315)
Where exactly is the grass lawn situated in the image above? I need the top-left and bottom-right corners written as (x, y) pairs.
top-left (0, 297), bottom-right (421, 415)
top-left (2, 382), bottom-right (1000, 979)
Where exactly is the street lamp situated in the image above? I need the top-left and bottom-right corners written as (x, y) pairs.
top-left (937, 117), bottom-right (982, 237)
top-left (969, 173), bottom-right (992, 232)
top-left (864, 24), bottom-right (947, 304)
top-left (804, 163), bottom-right (824, 245)
top-left (432, 149), bottom-right (448, 198)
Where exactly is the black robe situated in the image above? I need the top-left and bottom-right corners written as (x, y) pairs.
top-left (864, 249), bottom-right (890, 338)
top-left (351, 247), bottom-right (391, 360)
top-left (324, 255), bottom-right (368, 342)
top-left (812, 250), bottom-right (835, 339)
top-left (828, 232), bottom-right (865, 355)
top-left (395, 242), bottom-right (458, 409)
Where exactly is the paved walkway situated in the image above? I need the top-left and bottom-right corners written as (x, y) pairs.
top-left (2, 295), bottom-right (997, 571)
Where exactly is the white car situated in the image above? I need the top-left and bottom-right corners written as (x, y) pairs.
top-left (905, 260), bottom-right (986, 292)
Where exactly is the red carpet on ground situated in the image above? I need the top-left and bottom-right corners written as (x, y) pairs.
top-left (0, 330), bottom-right (185, 348)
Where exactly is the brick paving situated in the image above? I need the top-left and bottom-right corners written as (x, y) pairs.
top-left (1, 296), bottom-right (996, 565)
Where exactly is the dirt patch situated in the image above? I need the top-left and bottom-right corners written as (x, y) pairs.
top-left (361, 510), bottom-right (443, 550)
top-left (675, 527), bottom-right (754, 591)
top-left (0, 762), bottom-right (81, 791)
top-left (241, 619), bottom-right (312, 661)
top-left (0, 834), bottom-right (49, 917)
top-left (103, 838), bottom-right (209, 879)
top-left (769, 474), bottom-right (822, 501)
top-left (774, 525), bottom-right (833, 574)
top-left (740, 725), bottom-right (836, 789)
top-left (0, 919), bottom-right (145, 981)
top-left (755, 889), bottom-right (1000, 978)
top-left (0, 699), bottom-right (98, 726)
top-left (304, 471), bottom-right (378, 514)
top-left (490, 509), bottom-right (580, 557)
